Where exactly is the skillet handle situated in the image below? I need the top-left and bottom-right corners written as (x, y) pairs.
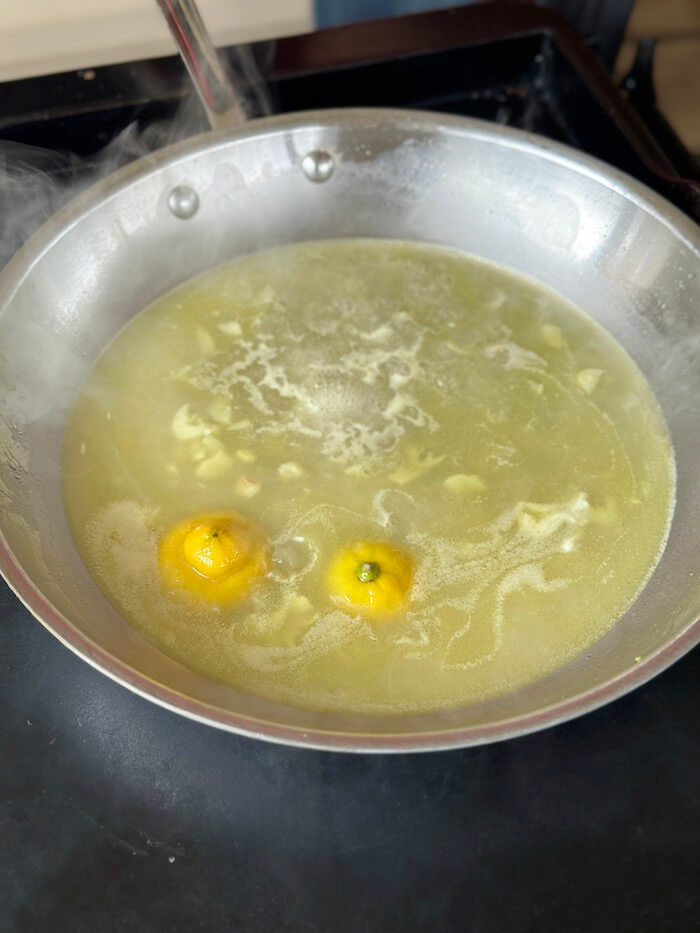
top-left (155, 0), bottom-right (248, 130)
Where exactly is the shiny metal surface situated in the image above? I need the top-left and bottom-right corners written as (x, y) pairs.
top-left (154, 0), bottom-right (247, 129)
top-left (168, 184), bottom-right (200, 219)
top-left (0, 110), bottom-right (698, 751)
top-left (301, 149), bottom-right (337, 183)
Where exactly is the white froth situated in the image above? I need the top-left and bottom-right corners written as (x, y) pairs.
top-left (62, 239), bottom-right (676, 715)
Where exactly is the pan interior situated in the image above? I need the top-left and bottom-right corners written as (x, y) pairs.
top-left (0, 112), bottom-right (698, 746)
top-left (61, 237), bottom-right (675, 716)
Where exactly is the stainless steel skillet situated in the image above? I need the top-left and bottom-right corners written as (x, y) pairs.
top-left (0, 4), bottom-right (697, 751)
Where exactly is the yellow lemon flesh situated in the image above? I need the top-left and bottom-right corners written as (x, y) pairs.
top-left (159, 513), bottom-right (268, 604)
top-left (327, 541), bottom-right (412, 616)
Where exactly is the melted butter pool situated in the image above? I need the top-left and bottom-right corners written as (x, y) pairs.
top-left (62, 240), bottom-right (675, 713)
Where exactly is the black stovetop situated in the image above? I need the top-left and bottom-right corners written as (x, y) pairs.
top-left (1, 5), bottom-right (699, 930)
top-left (3, 583), bottom-right (699, 931)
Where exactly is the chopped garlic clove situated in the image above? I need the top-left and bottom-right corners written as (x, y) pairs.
top-left (271, 595), bottom-right (314, 645)
top-left (190, 434), bottom-right (224, 463)
top-left (272, 594), bottom-right (313, 624)
top-left (383, 393), bottom-right (411, 418)
top-left (196, 327), bottom-right (216, 354)
top-left (236, 448), bottom-right (256, 464)
top-left (195, 449), bottom-right (233, 480)
top-left (443, 473), bottom-right (486, 494)
top-left (517, 493), bottom-right (590, 538)
top-left (577, 368), bottom-right (603, 394)
top-left (235, 475), bottom-right (261, 498)
top-left (541, 324), bottom-right (563, 348)
top-left (519, 511), bottom-right (569, 538)
top-left (389, 445), bottom-right (446, 485)
top-left (172, 404), bottom-right (211, 440)
top-left (217, 320), bottom-right (242, 337)
top-left (278, 461), bottom-right (305, 480)
top-left (484, 341), bottom-right (543, 371)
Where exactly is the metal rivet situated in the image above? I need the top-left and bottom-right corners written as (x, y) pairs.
top-left (168, 185), bottom-right (200, 219)
top-left (301, 150), bottom-right (336, 183)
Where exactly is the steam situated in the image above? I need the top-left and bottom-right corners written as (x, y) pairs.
top-left (228, 44), bottom-right (273, 121)
top-left (0, 38), bottom-right (272, 488)
top-left (0, 142), bottom-right (80, 269)
top-left (0, 41), bottom-right (271, 272)
top-left (0, 120), bottom-right (181, 271)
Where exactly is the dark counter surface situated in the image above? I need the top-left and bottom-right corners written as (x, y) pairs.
top-left (2, 579), bottom-right (699, 931)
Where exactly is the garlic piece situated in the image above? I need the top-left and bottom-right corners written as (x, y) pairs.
top-left (541, 324), bottom-right (563, 348)
top-left (202, 435), bottom-right (224, 456)
top-left (278, 461), bottom-right (305, 480)
top-left (577, 368), bottom-right (603, 394)
top-left (195, 449), bottom-right (233, 480)
top-left (345, 463), bottom-right (370, 478)
top-left (518, 492), bottom-right (589, 538)
top-left (383, 394), bottom-right (412, 418)
top-left (172, 404), bottom-right (210, 440)
top-left (236, 448), bottom-right (256, 464)
top-left (235, 475), bottom-right (261, 498)
top-left (217, 320), bottom-right (242, 337)
top-left (389, 445), bottom-right (446, 485)
top-left (190, 434), bottom-right (224, 463)
top-left (271, 595), bottom-right (314, 646)
top-left (443, 473), bottom-right (485, 494)
top-left (272, 594), bottom-right (313, 625)
top-left (196, 327), bottom-right (216, 354)
top-left (485, 341), bottom-right (543, 372)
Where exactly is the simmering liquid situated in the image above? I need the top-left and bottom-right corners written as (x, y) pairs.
top-left (63, 240), bottom-right (675, 713)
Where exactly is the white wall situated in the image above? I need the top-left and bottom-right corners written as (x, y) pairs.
top-left (0, 0), bottom-right (313, 82)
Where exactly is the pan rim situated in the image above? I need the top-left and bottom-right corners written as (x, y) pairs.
top-left (1, 107), bottom-right (698, 751)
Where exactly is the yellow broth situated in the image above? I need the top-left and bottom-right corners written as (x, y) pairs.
top-left (62, 240), bottom-right (675, 713)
